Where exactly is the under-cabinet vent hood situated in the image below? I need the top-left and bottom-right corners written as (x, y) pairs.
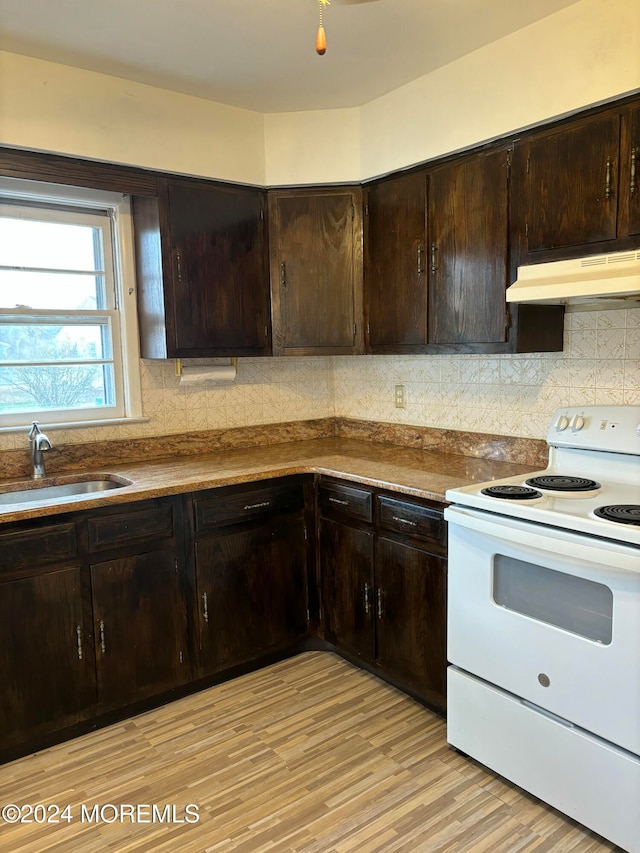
top-left (506, 249), bottom-right (640, 307)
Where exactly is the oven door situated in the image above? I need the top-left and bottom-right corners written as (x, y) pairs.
top-left (445, 505), bottom-right (640, 755)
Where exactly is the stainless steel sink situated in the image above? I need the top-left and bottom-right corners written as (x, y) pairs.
top-left (0, 477), bottom-right (131, 507)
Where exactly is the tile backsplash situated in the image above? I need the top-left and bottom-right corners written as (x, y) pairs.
top-left (1, 307), bottom-right (638, 453)
top-left (333, 307), bottom-right (640, 439)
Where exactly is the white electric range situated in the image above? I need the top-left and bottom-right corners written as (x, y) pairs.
top-left (444, 406), bottom-right (640, 853)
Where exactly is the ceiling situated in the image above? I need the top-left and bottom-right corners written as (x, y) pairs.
top-left (0, 0), bottom-right (580, 113)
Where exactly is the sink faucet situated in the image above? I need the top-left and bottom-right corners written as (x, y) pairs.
top-left (28, 422), bottom-right (52, 479)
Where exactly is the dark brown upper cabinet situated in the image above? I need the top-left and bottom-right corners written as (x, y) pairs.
top-left (428, 148), bottom-right (510, 346)
top-left (133, 179), bottom-right (271, 358)
top-left (619, 106), bottom-right (640, 239)
top-left (268, 188), bottom-right (364, 356)
top-left (364, 173), bottom-right (428, 353)
top-left (511, 105), bottom-right (640, 265)
top-left (515, 114), bottom-right (619, 255)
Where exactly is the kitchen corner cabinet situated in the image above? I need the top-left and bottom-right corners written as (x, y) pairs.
top-left (511, 105), bottom-right (640, 264)
top-left (268, 188), bottom-right (364, 356)
top-left (364, 173), bottom-right (428, 353)
top-left (132, 178), bottom-right (271, 358)
top-left (191, 479), bottom-right (310, 675)
top-left (318, 479), bottom-right (447, 711)
top-left (0, 521), bottom-right (95, 750)
top-left (427, 149), bottom-right (510, 346)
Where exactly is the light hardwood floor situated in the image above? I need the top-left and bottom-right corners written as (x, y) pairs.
top-left (0, 653), bottom-right (622, 852)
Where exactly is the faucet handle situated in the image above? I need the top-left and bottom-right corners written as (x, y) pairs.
top-left (28, 421), bottom-right (41, 440)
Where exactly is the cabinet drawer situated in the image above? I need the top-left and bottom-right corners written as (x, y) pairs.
top-left (195, 481), bottom-right (304, 533)
top-left (87, 503), bottom-right (174, 552)
top-left (377, 496), bottom-right (445, 546)
top-left (0, 523), bottom-right (77, 571)
top-left (318, 482), bottom-right (372, 523)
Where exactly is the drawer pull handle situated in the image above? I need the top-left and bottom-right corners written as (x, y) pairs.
top-left (605, 156), bottom-right (613, 200)
top-left (631, 147), bottom-right (638, 195)
top-left (417, 246), bottom-right (424, 274)
top-left (430, 242), bottom-right (438, 273)
top-left (243, 501), bottom-right (271, 510)
top-left (363, 581), bottom-right (371, 615)
top-left (392, 515), bottom-right (417, 526)
top-left (99, 619), bottom-right (106, 654)
top-left (202, 591), bottom-right (209, 623)
top-left (328, 497), bottom-right (349, 506)
top-left (377, 588), bottom-right (384, 620)
top-left (76, 625), bottom-right (83, 661)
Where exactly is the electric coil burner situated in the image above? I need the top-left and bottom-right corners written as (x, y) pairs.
top-left (481, 485), bottom-right (542, 499)
top-left (593, 504), bottom-right (640, 525)
top-left (525, 475), bottom-right (600, 492)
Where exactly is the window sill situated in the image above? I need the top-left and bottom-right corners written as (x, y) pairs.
top-left (0, 417), bottom-right (150, 434)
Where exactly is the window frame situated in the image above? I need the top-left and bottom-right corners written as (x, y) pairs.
top-left (0, 178), bottom-right (143, 431)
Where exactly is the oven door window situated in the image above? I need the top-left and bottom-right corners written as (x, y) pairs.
top-left (492, 556), bottom-right (613, 644)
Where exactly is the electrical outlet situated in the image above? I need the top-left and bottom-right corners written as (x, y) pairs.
top-left (394, 384), bottom-right (406, 408)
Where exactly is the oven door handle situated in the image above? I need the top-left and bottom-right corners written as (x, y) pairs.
top-left (444, 505), bottom-right (640, 575)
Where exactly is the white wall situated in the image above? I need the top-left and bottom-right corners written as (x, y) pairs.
top-left (264, 109), bottom-right (360, 186)
top-left (359, 0), bottom-right (640, 178)
top-left (0, 51), bottom-right (267, 185)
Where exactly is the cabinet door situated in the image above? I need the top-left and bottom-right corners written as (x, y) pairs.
top-left (364, 173), bottom-right (428, 351)
top-left (428, 149), bottom-right (509, 345)
top-left (167, 181), bottom-right (271, 355)
top-left (91, 548), bottom-right (189, 707)
top-left (319, 517), bottom-right (374, 660)
top-left (522, 114), bottom-right (620, 252)
top-left (0, 567), bottom-right (95, 747)
top-left (375, 537), bottom-right (446, 709)
top-left (195, 518), bottom-right (308, 672)
top-left (134, 181), bottom-right (270, 358)
top-left (269, 189), bottom-right (364, 355)
top-left (619, 107), bottom-right (640, 238)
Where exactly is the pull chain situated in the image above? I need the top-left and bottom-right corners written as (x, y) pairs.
top-left (316, 0), bottom-right (328, 55)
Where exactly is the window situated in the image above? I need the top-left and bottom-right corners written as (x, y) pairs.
top-left (0, 179), bottom-right (142, 430)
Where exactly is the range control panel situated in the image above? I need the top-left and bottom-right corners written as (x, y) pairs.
top-left (548, 406), bottom-right (640, 453)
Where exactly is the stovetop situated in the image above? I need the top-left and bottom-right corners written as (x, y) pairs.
top-left (446, 406), bottom-right (640, 547)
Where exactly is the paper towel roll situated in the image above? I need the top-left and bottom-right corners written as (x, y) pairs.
top-left (179, 364), bottom-right (236, 384)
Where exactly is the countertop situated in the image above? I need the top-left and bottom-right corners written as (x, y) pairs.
top-left (0, 437), bottom-right (540, 525)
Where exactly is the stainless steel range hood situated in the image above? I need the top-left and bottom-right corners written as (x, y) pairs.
top-left (506, 249), bottom-right (640, 307)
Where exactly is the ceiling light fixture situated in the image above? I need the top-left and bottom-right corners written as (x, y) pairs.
top-left (316, 0), bottom-right (329, 55)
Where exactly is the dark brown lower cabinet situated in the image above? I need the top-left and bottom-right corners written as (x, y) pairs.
top-left (0, 566), bottom-right (95, 749)
top-left (319, 517), bottom-right (374, 659)
top-left (195, 515), bottom-right (309, 674)
top-left (318, 478), bottom-right (447, 712)
top-left (91, 549), bottom-right (189, 708)
top-left (375, 537), bottom-right (446, 707)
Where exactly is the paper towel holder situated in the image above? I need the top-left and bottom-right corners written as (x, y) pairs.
top-left (174, 357), bottom-right (238, 378)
